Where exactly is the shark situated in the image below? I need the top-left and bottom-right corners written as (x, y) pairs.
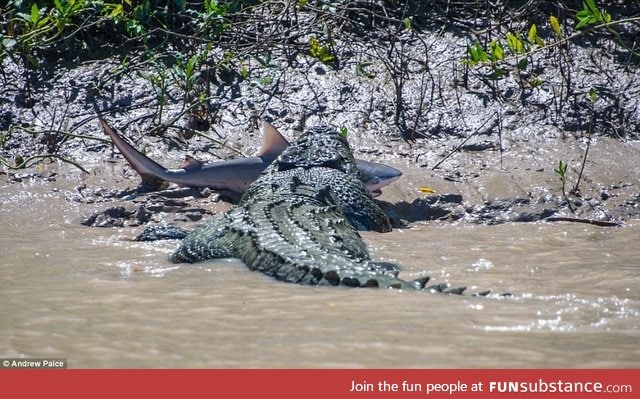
top-left (99, 118), bottom-right (402, 198)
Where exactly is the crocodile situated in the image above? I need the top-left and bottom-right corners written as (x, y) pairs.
top-left (171, 125), bottom-right (467, 293)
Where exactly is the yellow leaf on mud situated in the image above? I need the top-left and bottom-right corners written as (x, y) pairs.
top-left (419, 186), bottom-right (436, 194)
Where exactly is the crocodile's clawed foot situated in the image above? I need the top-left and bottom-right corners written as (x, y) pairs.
top-left (134, 224), bottom-right (190, 241)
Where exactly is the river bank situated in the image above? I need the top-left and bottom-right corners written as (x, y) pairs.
top-left (2, 3), bottom-right (639, 230)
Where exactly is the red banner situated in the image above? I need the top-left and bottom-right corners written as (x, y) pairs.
top-left (1, 369), bottom-right (637, 399)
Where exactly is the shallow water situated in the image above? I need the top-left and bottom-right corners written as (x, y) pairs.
top-left (1, 171), bottom-right (639, 368)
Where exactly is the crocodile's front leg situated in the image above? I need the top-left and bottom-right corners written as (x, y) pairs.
top-left (171, 208), bottom-right (248, 263)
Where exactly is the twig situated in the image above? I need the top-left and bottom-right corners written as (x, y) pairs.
top-left (1, 154), bottom-right (89, 174)
top-left (431, 112), bottom-right (499, 170)
top-left (10, 126), bottom-right (111, 144)
top-left (573, 90), bottom-right (596, 195)
top-left (545, 217), bottom-right (621, 227)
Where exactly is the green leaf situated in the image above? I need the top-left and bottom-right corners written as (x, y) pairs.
top-left (403, 17), bottom-right (412, 31)
top-left (487, 68), bottom-right (508, 80)
top-left (109, 4), bottom-right (123, 18)
top-left (584, 0), bottom-right (599, 17)
top-left (588, 87), bottom-right (598, 103)
top-left (584, 0), bottom-right (596, 10)
top-left (466, 42), bottom-right (488, 65)
top-left (36, 15), bottom-right (52, 29)
top-left (30, 3), bottom-right (40, 25)
top-left (259, 76), bottom-right (272, 86)
top-left (125, 19), bottom-right (145, 37)
top-left (309, 36), bottom-right (336, 64)
top-left (489, 40), bottom-right (504, 61)
top-left (339, 127), bottom-right (348, 138)
top-left (554, 160), bottom-right (568, 180)
top-left (576, 10), bottom-right (590, 20)
top-left (310, 37), bottom-right (320, 55)
top-left (575, 15), bottom-right (593, 30)
top-left (517, 58), bottom-right (528, 71)
top-left (576, 0), bottom-right (608, 28)
top-left (505, 32), bottom-right (524, 54)
top-left (53, 0), bottom-right (64, 12)
top-left (528, 78), bottom-right (545, 88)
top-left (527, 24), bottom-right (538, 44)
top-left (321, 53), bottom-right (335, 63)
top-left (187, 54), bottom-right (199, 75)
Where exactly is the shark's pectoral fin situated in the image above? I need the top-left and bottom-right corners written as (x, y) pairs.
top-left (137, 173), bottom-right (169, 191)
top-left (181, 155), bottom-right (204, 170)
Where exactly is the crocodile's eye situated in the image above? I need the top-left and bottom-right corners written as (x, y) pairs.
top-left (321, 155), bottom-right (342, 169)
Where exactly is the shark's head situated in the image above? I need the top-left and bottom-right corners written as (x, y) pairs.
top-left (355, 159), bottom-right (402, 197)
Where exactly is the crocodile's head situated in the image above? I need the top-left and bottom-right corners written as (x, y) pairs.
top-left (276, 126), bottom-right (359, 176)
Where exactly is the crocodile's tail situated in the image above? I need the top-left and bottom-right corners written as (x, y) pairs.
top-left (303, 266), bottom-right (468, 294)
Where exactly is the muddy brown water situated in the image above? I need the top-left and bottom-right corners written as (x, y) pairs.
top-left (1, 164), bottom-right (639, 368)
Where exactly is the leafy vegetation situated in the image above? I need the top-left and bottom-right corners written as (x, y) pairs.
top-left (554, 160), bottom-right (569, 198)
top-left (309, 35), bottom-right (336, 65)
top-left (463, 0), bottom-right (639, 101)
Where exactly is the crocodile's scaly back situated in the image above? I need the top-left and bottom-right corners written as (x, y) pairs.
top-left (242, 126), bottom-right (391, 232)
top-left (172, 126), bottom-right (462, 292)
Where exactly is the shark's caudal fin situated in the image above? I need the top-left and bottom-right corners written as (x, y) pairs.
top-left (100, 118), bottom-right (169, 188)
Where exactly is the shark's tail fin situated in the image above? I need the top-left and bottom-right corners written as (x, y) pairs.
top-left (100, 118), bottom-right (169, 189)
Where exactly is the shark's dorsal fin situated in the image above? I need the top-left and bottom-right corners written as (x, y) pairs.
top-left (181, 155), bottom-right (204, 170)
top-left (256, 122), bottom-right (289, 160)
